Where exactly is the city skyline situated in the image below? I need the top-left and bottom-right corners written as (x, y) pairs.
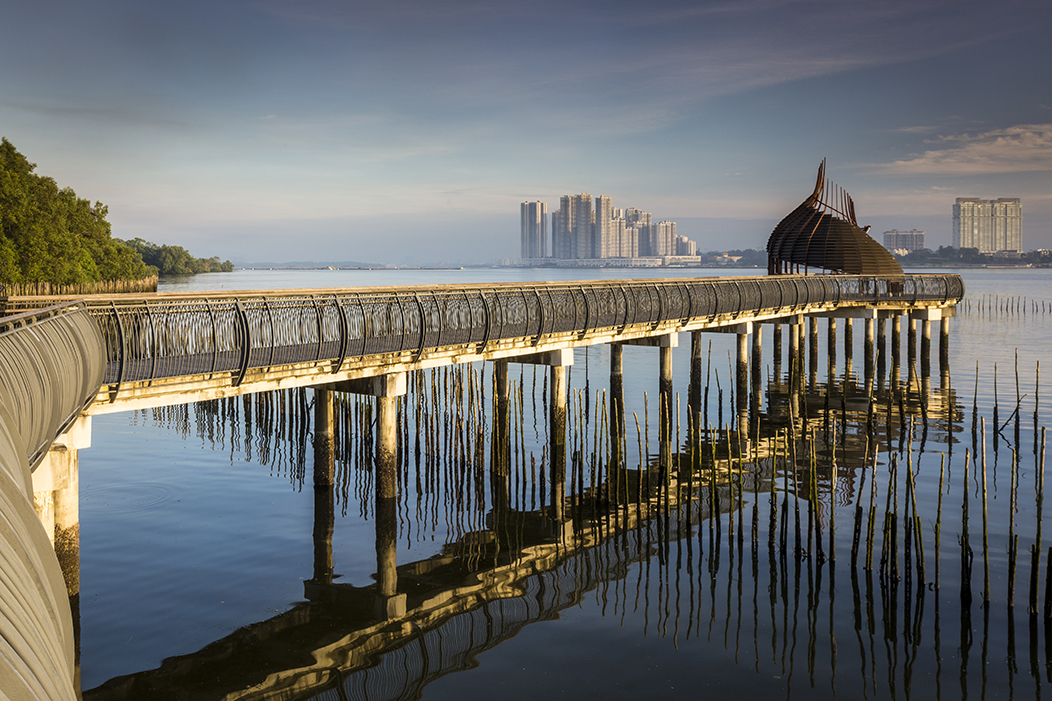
top-left (1, 0), bottom-right (1049, 265)
top-left (525, 195), bottom-right (696, 262)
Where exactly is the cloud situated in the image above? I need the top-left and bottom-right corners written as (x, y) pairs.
top-left (871, 124), bottom-right (1052, 175)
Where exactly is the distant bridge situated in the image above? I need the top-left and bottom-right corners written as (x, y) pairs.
top-left (0, 272), bottom-right (963, 700)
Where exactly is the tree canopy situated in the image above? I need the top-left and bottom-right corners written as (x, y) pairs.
top-left (122, 238), bottom-right (234, 275)
top-left (0, 137), bottom-right (232, 286)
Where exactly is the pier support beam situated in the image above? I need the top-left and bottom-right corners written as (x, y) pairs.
top-left (827, 318), bottom-right (837, 380)
top-left (864, 317), bottom-right (875, 392)
top-left (311, 389), bottom-right (335, 587)
top-left (844, 318), bottom-right (854, 376)
top-left (891, 314), bottom-right (902, 384)
top-left (610, 344), bottom-right (624, 472)
top-left (689, 332), bottom-right (703, 444)
top-left (773, 323), bottom-right (783, 382)
top-left (550, 363), bottom-right (569, 523)
top-left (750, 325), bottom-right (763, 419)
top-left (808, 316), bottom-right (819, 384)
top-left (492, 360), bottom-right (510, 477)
top-left (940, 315), bottom-right (951, 380)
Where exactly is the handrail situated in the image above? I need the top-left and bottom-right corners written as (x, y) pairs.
top-left (18, 274), bottom-right (962, 392)
top-left (0, 301), bottom-right (104, 701)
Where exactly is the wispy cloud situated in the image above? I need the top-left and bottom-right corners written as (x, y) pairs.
top-left (871, 124), bottom-right (1052, 175)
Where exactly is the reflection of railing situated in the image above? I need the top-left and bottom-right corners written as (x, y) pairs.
top-left (0, 302), bottom-right (105, 701)
top-left (33, 274), bottom-right (961, 389)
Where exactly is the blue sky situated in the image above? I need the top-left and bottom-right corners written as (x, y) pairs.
top-left (2, 0), bottom-right (1050, 265)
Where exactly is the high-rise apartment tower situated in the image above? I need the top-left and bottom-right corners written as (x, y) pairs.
top-left (953, 197), bottom-right (1021, 252)
top-left (520, 201), bottom-right (548, 259)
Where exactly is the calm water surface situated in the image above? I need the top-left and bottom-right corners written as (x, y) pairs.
top-left (78, 267), bottom-right (1052, 699)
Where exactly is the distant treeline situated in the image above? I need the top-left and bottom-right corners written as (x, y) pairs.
top-left (894, 246), bottom-right (1048, 266)
top-left (0, 137), bottom-right (232, 295)
top-left (122, 238), bottom-right (233, 276)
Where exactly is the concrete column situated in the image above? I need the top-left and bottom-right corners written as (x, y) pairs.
top-left (750, 325), bottom-right (763, 416)
top-left (891, 314), bottom-right (902, 384)
top-left (610, 344), bottom-right (624, 472)
top-left (827, 318), bottom-right (837, 379)
top-left (844, 318), bottom-right (854, 376)
top-left (773, 324), bottom-right (783, 382)
top-left (922, 319), bottom-right (932, 380)
top-left (940, 316), bottom-right (951, 380)
top-left (907, 317), bottom-right (918, 383)
top-left (736, 331), bottom-right (749, 422)
top-left (492, 360), bottom-right (510, 477)
top-left (52, 449), bottom-right (79, 599)
top-left (787, 320), bottom-right (799, 385)
top-left (864, 317), bottom-right (875, 390)
top-left (689, 332), bottom-right (703, 441)
top-left (808, 316), bottom-right (819, 381)
top-left (376, 395), bottom-right (398, 501)
top-left (550, 364), bottom-right (568, 522)
top-left (659, 345), bottom-right (674, 477)
top-left (312, 390), bottom-right (335, 586)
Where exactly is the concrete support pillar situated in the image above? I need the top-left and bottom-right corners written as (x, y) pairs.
top-left (773, 324), bottom-right (783, 382)
top-left (844, 318), bottom-right (854, 376)
top-left (374, 392), bottom-right (405, 618)
top-left (864, 317), bottom-right (875, 391)
top-left (550, 364), bottom-right (568, 522)
top-left (750, 325), bottom-right (763, 417)
top-left (921, 319), bottom-right (932, 380)
top-left (659, 345), bottom-right (674, 477)
top-left (736, 331), bottom-right (749, 422)
top-left (610, 344), bottom-right (624, 472)
top-left (827, 318), bottom-right (837, 379)
top-left (787, 320), bottom-right (799, 384)
top-left (312, 390), bottom-right (335, 586)
top-left (907, 317), bottom-right (918, 383)
top-left (808, 316), bottom-right (819, 382)
top-left (492, 360), bottom-right (510, 477)
top-left (940, 316), bottom-right (951, 382)
top-left (891, 314), bottom-right (902, 384)
top-left (876, 317), bottom-right (887, 380)
top-left (689, 332), bottom-right (703, 442)
top-left (52, 450), bottom-right (79, 599)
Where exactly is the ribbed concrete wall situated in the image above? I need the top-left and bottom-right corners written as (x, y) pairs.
top-left (0, 304), bottom-right (105, 701)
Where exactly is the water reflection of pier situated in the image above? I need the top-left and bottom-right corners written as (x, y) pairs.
top-left (82, 345), bottom-right (963, 700)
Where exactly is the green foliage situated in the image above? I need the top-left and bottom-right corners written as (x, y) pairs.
top-left (0, 137), bottom-right (232, 286)
top-left (122, 238), bottom-right (234, 275)
top-left (0, 137), bottom-right (155, 285)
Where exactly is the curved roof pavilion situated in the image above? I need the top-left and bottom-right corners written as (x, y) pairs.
top-left (767, 160), bottom-right (903, 276)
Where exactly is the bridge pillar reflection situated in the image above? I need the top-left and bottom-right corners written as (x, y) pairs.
top-left (506, 349), bottom-right (573, 525)
top-left (622, 334), bottom-right (678, 477)
top-left (316, 373), bottom-right (407, 618)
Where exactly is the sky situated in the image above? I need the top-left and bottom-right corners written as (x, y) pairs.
top-left (2, 0), bottom-right (1050, 265)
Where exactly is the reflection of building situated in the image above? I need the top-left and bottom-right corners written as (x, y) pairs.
top-left (952, 197), bottom-right (1022, 252)
top-left (882, 229), bottom-right (925, 254)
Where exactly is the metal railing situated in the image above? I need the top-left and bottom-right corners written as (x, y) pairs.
top-left (0, 302), bottom-right (106, 469)
top-left (66, 274), bottom-right (962, 390)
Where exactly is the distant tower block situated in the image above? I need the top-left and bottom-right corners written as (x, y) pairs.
top-left (520, 201), bottom-right (548, 259)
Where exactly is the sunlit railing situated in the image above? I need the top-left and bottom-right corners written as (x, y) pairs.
top-left (53, 274), bottom-right (959, 390)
